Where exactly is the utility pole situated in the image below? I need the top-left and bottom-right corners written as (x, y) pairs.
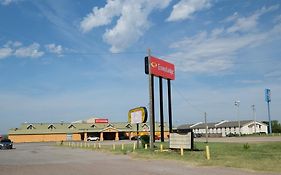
top-left (265, 88), bottom-right (272, 134)
top-left (235, 100), bottom-right (241, 136)
top-left (204, 112), bottom-right (208, 143)
top-left (251, 105), bottom-right (256, 134)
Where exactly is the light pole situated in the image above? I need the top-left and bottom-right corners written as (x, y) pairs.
top-left (251, 105), bottom-right (256, 134)
top-left (234, 100), bottom-right (241, 136)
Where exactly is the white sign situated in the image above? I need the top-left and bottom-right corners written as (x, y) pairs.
top-left (169, 132), bottom-right (192, 149)
top-left (131, 111), bottom-right (142, 124)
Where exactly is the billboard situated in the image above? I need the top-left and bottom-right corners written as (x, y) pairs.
top-left (265, 88), bottom-right (271, 102)
top-left (128, 107), bottom-right (147, 124)
top-left (145, 56), bottom-right (175, 80)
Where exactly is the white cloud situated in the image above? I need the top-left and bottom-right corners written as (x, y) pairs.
top-left (166, 0), bottom-right (211, 22)
top-left (0, 0), bottom-right (12, 5)
top-left (167, 23), bottom-right (281, 74)
top-left (0, 41), bottom-right (67, 59)
top-left (14, 43), bottom-right (44, 58)
top-left (45, 43), bottom-right (63, 56)
top-left (0, 47), bottom-right (13, 59)
top-left (227, 5), bottom-right (279, 33)
top-left (238, 80), bottom-right (263, 84)
top-left (80, 0), bottom-right (123, 33)
top-left (0, 0), bottom-right (20, 6)
top-left (80, 0), bottom-right (171, 53)
top-left (166, 5), bottom-right (281, 74)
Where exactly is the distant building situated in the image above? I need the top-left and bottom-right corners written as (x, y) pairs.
top-left (178, 120), bottom-right (268, 137)
top-left (8, 119), bottom-right (169, 143)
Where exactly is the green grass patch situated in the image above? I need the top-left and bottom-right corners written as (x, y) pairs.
top-left (60, 141), bottom-right (281, 173)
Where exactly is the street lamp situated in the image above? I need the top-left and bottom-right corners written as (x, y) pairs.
top-left (234, 100), bottom-right (241, 136)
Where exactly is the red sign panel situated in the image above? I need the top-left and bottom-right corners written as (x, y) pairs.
top-left (95, 119), bottom-right (109, 123)
top-left (150, 56), bottom-right (175, 80)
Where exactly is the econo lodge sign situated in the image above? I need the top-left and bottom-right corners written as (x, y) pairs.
top-left (145, 56), bottom-right (175, 80)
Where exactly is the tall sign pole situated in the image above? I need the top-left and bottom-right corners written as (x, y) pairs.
top-left (144, 52), bottom-right (175, 149)
top-left (167, 79), bottom-right (173, 133)
top-left (148, 49), bottom-right (155, 149)
top-left (265, 88), bottom-right (272, 134)
top-left (159, 77), bottom-right (164, 142)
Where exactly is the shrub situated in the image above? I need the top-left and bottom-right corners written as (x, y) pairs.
top-left (140, 135), bottom-right (150, 148)
top-left (243, 143), bottom-right (250, 150)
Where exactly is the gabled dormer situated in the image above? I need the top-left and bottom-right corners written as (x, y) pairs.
top-left (27, 124), bottom-right (35, 130)
top-left (126, 123), bottom-right (132, 128)
top-left (91, 124), bottom-right (96, 128)
top-left (48, 124), bottom-right (56, 130)
top-left (68, 124), bottom-right (76, 129)
top-left (107, 123), bottom-right (114, 128)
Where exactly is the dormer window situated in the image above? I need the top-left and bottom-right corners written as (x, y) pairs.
top-left (48, 124), bottom-right (56, 130)
top-left (126, 123), bottom-right (132, 128)
top-left (68, 124), bottom-right (76, 129)
top-left (142, 123), bottom-right (148, 128)
top-left (107, 123), bottom-right (114, 127)
top-left (91, 124), bottom-right (96, 128)
top-left (27, 124), bottom-right (35, 130)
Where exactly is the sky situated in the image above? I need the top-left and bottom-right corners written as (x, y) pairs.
top-left (0, 0), bottom-right (281, 134)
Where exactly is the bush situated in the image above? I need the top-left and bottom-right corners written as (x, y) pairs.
top-left (140, 135), bottom-right (149, 148)
top-left (243, 143), bottom-right (250, 150)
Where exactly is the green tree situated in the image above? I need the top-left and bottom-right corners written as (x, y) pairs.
top-left (263, 120), bottom-right (281, 133)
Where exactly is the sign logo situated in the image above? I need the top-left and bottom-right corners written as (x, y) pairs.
top-left (150, 62), bottom-right (158, 68)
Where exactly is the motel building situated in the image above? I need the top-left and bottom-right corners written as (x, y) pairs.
top-left (178, 120), bottom-right (268, 137)
top-left (8, 118), bottom-right (169, 143)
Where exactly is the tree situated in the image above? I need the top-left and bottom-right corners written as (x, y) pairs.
top-left (263, 120), bottom-right (281, 133)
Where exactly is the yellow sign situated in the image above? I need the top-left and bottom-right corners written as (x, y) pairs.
top-left (128, 107), bottom-right (147, 124)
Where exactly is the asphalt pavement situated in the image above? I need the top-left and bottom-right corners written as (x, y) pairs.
top-left (0, 142), bottom-right (280, 175)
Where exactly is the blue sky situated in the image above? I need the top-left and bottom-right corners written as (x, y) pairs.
top-left (0, 0), bottom-right (281, 134)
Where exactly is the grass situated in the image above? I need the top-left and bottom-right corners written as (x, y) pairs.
top-left (59, 141), bottom-right (281, 173)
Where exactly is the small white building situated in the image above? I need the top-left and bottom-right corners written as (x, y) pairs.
top-left (178, 120), bottom-right (268, 137)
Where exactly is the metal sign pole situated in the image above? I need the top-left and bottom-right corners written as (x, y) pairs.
top-left (137, 123), bottom-right (139, 149)
top-left (159, 77), bottom-right (164, 142)
top-left (167, 79), bottom-right (173, 133)
top-left (148, 49), bottom-right (155, 149)
top-left (267, 102), bottom-right (272, 134)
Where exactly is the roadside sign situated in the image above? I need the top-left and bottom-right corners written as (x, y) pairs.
top-left (128, 107), bottom-right (147, 124)
top-left (145, 56), bottom-right (175, 80)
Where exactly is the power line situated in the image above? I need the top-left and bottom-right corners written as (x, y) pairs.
top-left (173, 85), bottom-right (205, 114)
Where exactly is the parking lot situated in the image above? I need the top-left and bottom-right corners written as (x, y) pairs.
top-left (0, 141), bottom-right (280, 175)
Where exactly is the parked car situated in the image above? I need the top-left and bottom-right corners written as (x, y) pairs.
top-left (87, 136), bottom-right (99, 141)
top-left (130, 136), bottom-right (140, 140)
top-left (0, 139), bottom-right (13, 149)
top-left (154, 135), bottom-right (160, 140)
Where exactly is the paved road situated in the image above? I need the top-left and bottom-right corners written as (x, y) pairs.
top-left (0, 143), bottom-right (280, 175)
